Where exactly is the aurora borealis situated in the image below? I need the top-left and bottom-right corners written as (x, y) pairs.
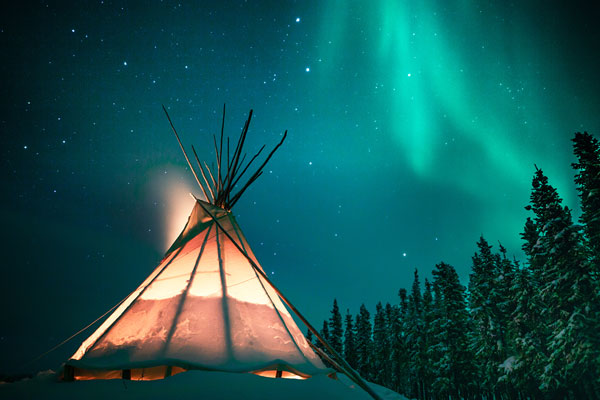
top-left (1, 1), bottom-right (599, 374)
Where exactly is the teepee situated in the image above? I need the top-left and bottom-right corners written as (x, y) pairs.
top-left (63, 106), bottom-right (381, 399)
top-left (65, 197), bottom-right (328, 380)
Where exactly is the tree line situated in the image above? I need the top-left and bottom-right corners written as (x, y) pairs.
top-left (310, 132), bottom-right (600, 399)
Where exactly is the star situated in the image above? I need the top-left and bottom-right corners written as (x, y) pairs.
top-left (402, 252), bottom-right (407, 257)
top-left (305, 67), bottom-right (310, 72)
top-left (296, 17), bottom-right (300, 22)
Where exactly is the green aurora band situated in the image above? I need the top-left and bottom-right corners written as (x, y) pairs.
top-left (314, 1), bottom-right (595, 250)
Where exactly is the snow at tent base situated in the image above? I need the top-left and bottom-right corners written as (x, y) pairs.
top-left (0, 370), bottom-right (407, 400)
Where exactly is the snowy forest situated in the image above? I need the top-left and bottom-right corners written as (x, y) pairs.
top-left (311, 132), bottom-right (600, 400)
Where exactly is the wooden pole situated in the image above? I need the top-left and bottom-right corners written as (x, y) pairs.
top-left (228, 145), bottom-right (265, 192)
top-left (223, 114), bottom-right (247, 188)
top-left (162, 105), bottom-right (205, 194)
top-left (228, 131), bottom-right (287, 209)
top-left (163, 106), bottom-right (288, 209)
top-left (218, 104), bottom-right (225, 190)
top-left (226, 137), bottom-right (230, 186)
top-left (203, 161), bottom-right (219, 195)
top-left (228, 171), bottom-right (262, 209)
top-left (225, 110), bottom-right (252, 192)
top-left (213, 135), bottom-right (221, 193)
top-left (307, 340), bottom-right (346, 375)
top-left (196, 201), bottom-right (383, 400)
top-left (190, 145), bottom-right (213, 203)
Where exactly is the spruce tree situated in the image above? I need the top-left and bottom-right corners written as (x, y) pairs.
top-left (572, 132), bottom-right (600, 395)
top-left (518, 171), bottom-right (555, 393)
top-left (502, 263), bottom-right (544, 397)
top-left (384, 302), bottom-right (395, 388)
top-left (428, 271), bottom-right (448, 398)
top-left (526, 167), bottom-right (597, 396)
top-left (572, 132), bottom-right (600, 260)
top-left (504, 211), bottom-right (549, 396)
top-left (495, 244), bottom-right (519, 398)
top-left (320, 320), bottom-right (330, 342)
top-left (468, 236), bottom-right (506, 398)
top-left (496, 243), bottom-right (518, 329)
top-left (429, 262), bottom-right (474, 399)
top-left (394, 289), bottom-right (410, 394)
top-left (388, 301), bottom-right (404, 394)
top-left (373, 302), bottom-right (389, 386)
top-left (317, 320), bottom-right (330, 366)
top-left (343, 309), bottom-right (357, 369)
top-left (409, 269), bottom-right (423, 317)
top-left (421, 278), bottom-right (434, 400)
top-left (329, 299), bottom-right (344, 356)
top-left (407, 269), bottom-right (425, 400)
top-left (355, 304), bottom-right (372, 380)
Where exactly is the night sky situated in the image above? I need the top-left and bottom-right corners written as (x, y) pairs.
top-left (1, 1), bottom-right (599, 374)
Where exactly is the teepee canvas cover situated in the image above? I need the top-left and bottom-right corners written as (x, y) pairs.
top-left (66, 200), bottom-right (327, 380)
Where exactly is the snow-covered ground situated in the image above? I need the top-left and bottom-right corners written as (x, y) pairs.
top-left (0, 369), bottom-right (407, 400)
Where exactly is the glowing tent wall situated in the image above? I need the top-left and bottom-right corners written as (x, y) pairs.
top-left (66, 200), bottom-right (326, 380)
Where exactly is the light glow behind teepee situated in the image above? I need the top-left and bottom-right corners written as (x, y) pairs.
top-left (157, 175), bottom-right (197, 250)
